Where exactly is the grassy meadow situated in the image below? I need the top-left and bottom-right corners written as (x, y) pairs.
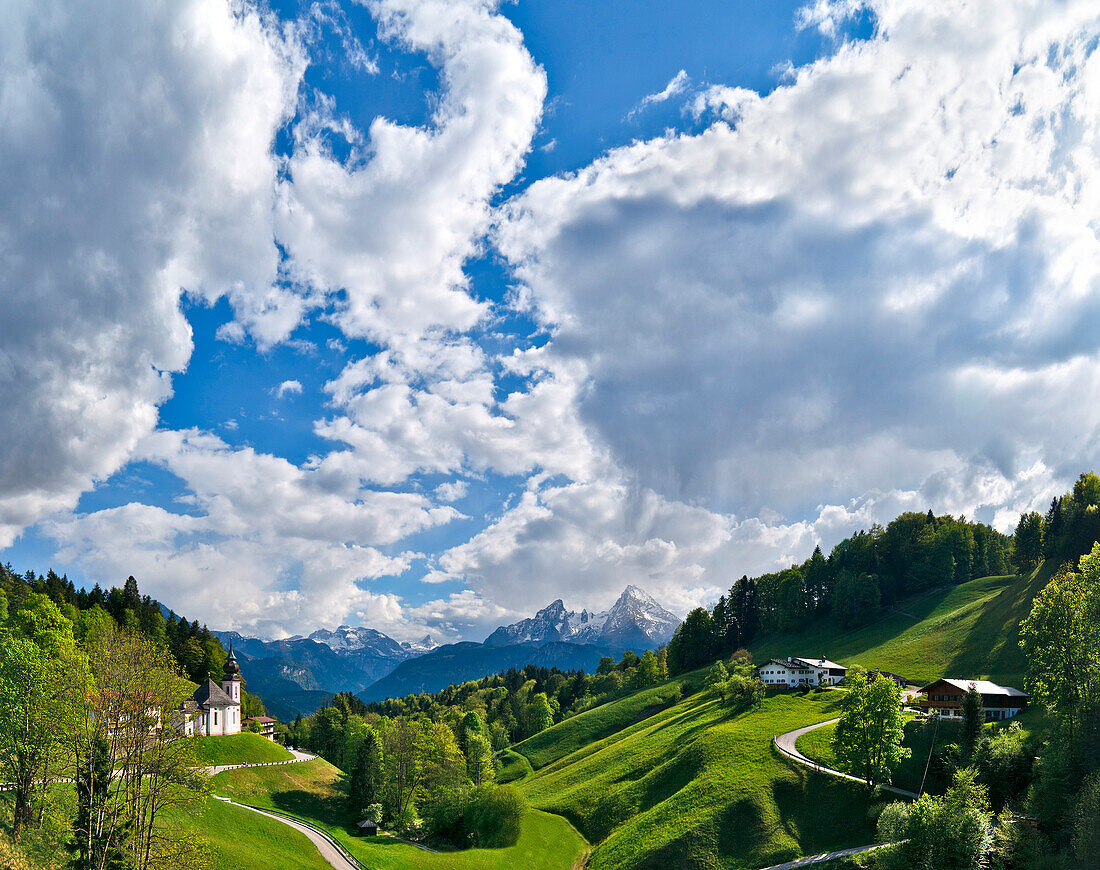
top-left (514, 686), bottom-right (877, 870)
top-left (750, 565), bottom-right (1054, 687)
top-left (211, 758), bottom-right (588, 870)
top-left (160, 794), bottom-right (332, 869)
top-left (192, 732), bottom-right (294, 765)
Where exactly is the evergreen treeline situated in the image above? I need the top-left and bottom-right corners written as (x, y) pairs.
top-left (1011, 471), bottom-right (1100, 572)
top-left (667, 509), bottom-right (1012, 675)
top-left (292, 649), bottom-right (669, 762)
top-left (0, 565), bottom-right (265, 716)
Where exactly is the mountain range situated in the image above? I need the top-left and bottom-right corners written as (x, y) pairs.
top-left (483, 585), bottom-right (680, 649)
top-left (218, 584), bottom-right (681, 717)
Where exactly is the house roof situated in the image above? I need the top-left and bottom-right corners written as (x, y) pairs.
top-left (794, 657), bottom-right (846, 671)
top-left (356, 819), bottom-right (379, 829)
top-left (921, 678), bottom-right (1028, 698)
top-left (247, 716), bottom-right (276, 723)
top-left (761, 659), bottom-right (798, 669)
top-left (193, 679), bottom-right (237, 708)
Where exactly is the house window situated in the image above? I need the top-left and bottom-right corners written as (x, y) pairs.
top-left (214, 711), bottom-right (218, 726)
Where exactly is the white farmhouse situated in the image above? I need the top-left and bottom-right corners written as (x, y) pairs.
top-left (758, 656), bottom-right (847, 688)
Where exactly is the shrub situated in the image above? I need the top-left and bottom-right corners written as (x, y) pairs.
top-left (424, 787), bottom-right (470, 845)
top-left (464, 784), bottom-right (526, 848)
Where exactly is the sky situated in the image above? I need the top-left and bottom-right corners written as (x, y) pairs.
top-left (3, 0), bottom-right (1100, 642)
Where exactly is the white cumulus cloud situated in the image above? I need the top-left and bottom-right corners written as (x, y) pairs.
top-left (0, 0), bottom-right (305, 548)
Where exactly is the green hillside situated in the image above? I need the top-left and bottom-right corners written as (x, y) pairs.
top-left (192, 732), bottom-right (294, 765)
top-left (750, 565), bottom-right (1054, 686)
top-left (512, 678), bottom-right (688, 770)
top-left (511, 687), bottom-right (877, 870)
top-left (160, 795), bottom-right (332, 870)
top-left (210, 758), bottom-right (588, 870)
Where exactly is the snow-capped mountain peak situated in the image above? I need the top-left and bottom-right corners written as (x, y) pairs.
top-left (484, 586), bottom-right (680, 649)
top-left (307, 625), bottom-right (405, 657)
top-left (401, 634), bottom-right (439, 654)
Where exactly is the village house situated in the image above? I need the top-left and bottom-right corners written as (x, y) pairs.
top-left (758, 656), bottom-right (847, 688)
top-left (246, 715), bottom-right (277, 739)
top-left (918, 678), bottom-right (1029, 721)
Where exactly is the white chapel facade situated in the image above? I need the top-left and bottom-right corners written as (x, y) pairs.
top-left (179, 648), bottom-right (243, 736)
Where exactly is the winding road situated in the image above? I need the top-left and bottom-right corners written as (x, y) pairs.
top-left (774, 718), bottom-right (919, 798)
top-left (205, 747), bottom-right (316, 775)
top-left (215, 798), bottom-right (363, 870)
top-left (210, 749), bottom-right (369, 870)
top-left (753, 718), bottom-right (916, 869)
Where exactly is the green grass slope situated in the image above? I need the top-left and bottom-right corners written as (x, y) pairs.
top-left (161, 795), bottom-right (332, 869)
top-left (511, 678), bottom-right (688, 771)
top-left (212, 758), bottom-right (588, 870)
top-left (751, 565), bottom-right (1055, 686)
top-left (192, 732), bottom-right (294, 765)
top-left (516, 689), bottom-right (877, 870)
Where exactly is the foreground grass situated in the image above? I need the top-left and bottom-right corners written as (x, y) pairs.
top-left (517, 689), bottom-right (876, 870)
top-left (2, 785), bottom-right (327, 870)
top-left (192, 732), bottom-right (294, 765)
top-left (160, 794), bottom-right (331, 870)
top-left (212, 758), bottom-right (587, 870)
top-left (751, 565), bottom-right (1055, 687)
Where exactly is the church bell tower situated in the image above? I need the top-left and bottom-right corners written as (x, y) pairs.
top-left (222, 645), bottom-right (242, 705)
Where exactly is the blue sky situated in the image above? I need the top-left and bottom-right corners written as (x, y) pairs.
top-left (3, 0), bottom-right (1099, 641)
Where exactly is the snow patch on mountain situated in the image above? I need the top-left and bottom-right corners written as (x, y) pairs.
top-left (484, 585), bottom-right (680, 649)
top-left (307, 625), bottom-right (408, 658)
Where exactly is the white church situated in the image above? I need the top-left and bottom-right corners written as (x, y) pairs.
top-left (177, 647), bottom-right (243, 736)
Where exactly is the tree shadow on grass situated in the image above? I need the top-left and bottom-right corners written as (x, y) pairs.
top-left (771, 768), bottom-right (877, 856)
top-left (943, 568), bottom-right (1050, 685)
top-left (270, 787), bottom-right (346, 828)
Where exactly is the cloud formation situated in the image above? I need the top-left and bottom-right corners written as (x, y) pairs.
top-left (276, 0), bottom-right (547, 343)
top-left (0, 0), bottom-right (303, 548)
top-left (8, 0), bottom-right (1100, 641)
top-left (44, 429), bottom-right (461, 637)
top-left (498, 0), bottom-right (1100, 522)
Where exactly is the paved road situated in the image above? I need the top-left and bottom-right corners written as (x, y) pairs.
top-left (756, 841), bottom-right (897, 870)
top-left (218, 799), bottom-right (361, 870)
top-left (205, 748), bottom-right (316, 775)
top-left (774, 719), bottom-right (919, 799)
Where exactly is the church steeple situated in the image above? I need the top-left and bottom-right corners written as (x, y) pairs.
top-left (221, 643), bottom-right (241, 705)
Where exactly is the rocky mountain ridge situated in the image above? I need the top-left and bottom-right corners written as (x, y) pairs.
top-left (484, 584), bottom-right (680, 649)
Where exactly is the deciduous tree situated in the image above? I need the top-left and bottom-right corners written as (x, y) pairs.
top-left (833, 668), bottom-right (910, 787)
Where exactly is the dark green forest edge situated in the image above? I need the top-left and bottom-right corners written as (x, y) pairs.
top-left (5, 474), bottom-right (1100, 869)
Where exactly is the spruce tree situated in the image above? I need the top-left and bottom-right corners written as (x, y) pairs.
top-left (961, 684), bottom-right (985, 755)
top-left (346, 730), bottom-right (384, 819)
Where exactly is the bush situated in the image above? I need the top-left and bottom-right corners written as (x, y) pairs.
top-left (464, 784), bottom-right (526, 848)
top-left (391, 805), bottom-right (419, 835)
top-left (424, 788), bottom-right (470, 845)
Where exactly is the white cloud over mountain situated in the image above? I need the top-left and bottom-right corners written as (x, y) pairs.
top-left (6, 0), bottom-right (1100, 639)
top-left (0, 0), bottom-right (303, 548)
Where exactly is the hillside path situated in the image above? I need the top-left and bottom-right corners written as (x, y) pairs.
top-left (215, 798), bottom-right (362, 870)
top-left (756, 841), bottom-right (898, 869)
top-left (774, 719), bottom-right (919, 798)
top-left (205, 748), bottom-right (316, 775)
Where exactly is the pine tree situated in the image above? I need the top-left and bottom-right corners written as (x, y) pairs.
top-left (961, 683), bottom-right (984, 755)
top-left (346, 730), bottom-right (384, 819)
